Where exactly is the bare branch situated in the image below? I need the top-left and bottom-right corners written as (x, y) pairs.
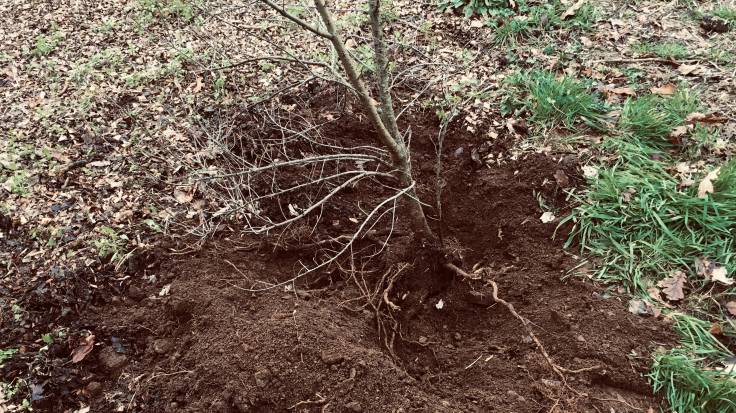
top-left (260, 0), bottom-right (333, 39)
top-left (242, 183), bottom-right (417, 292)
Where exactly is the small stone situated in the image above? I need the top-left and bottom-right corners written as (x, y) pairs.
top-left (98, 346), bottom-right (128, 372)
top-left (153, 338), bottom-right (174, 355)
top-left (576, 335), bottom-right (586, 343)
top-left (85, 381), bottom-right (102, 396)
top-left (345, 401), bottom-right (363, 412)
top-left (320, 350), bottom-right (344, 365)
top-left (254, 369), bottom-right (272, 387)
top-left (127, 285), bottom-right (145, 302)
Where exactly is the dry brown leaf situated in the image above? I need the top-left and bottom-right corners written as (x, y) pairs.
top-left (657, 270), bottom-right (686, 301)
top-left (605, 86), bottom-right (636, 96)
top-left (650, 84), bottom-right (676, 96)
top-left (670, 125), bottom-right (692, 138)
top-left (685, 112), bottom-right (728, 124)
top-left (710, 323), bottom-right (723, 335)
top-left (697, 167), bottom-right (720, 198)
top-left (628, 299), bottom-right (660, 317)
top-left (561, 0), bottom-right (587, 19)
top-left (647, 287), bottom-right (674, 308)
top-left (677, 64), bottom-right (703, 76)
top-left (695, 257), bottom-right (734, 285)
top-left (174, 188), bottom-right (193, 204)
top-left (726, 301), bottom-right (736, 316)
top-left (70, 335), bottom-right (95, 363)
top-left (711, 266), bottom-right (734, 285)
top-left (621, 187), bottom-right (636, 202)
top-left (191, 76), bottom-right (203, 93)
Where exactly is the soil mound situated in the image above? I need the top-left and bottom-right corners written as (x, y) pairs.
top-left (79, 151), bottom-right (676, 412)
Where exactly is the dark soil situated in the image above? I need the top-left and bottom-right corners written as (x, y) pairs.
top-left (65, 122), bottom-right (677, 413)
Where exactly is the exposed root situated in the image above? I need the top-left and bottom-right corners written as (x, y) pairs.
top-left (288, 393), bottom-right (327, 410)
top-left (382, 264), bottom-right (406, 312)
top-left (444, 263), bottom-right (601, 392)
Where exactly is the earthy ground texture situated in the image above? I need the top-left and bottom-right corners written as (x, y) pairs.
top-left (2, 0), bottom-right (736, 412)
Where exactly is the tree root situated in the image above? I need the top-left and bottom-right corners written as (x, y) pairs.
top-left (444, 263), bottom-right (601, 392)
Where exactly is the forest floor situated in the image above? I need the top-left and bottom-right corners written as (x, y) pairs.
top-left (1, 0), bottom-right (736, 412)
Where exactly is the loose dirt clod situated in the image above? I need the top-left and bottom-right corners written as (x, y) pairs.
top-left (97, 347), bottom-right (127, 372)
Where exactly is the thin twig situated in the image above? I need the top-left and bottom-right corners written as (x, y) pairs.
top-left (260, 0), bottom-right (333, 39)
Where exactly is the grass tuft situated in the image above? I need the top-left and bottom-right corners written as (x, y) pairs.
top-left (649, 314), bottom-right (736, 413)
top-left (632, 41), bottom-right (689, 60)
top-left (619, 89), bottom-right (698, 141)
top-left (502, 70), bottom-right (609, 130)
top-left (564, 89), bottom-right (736, 412)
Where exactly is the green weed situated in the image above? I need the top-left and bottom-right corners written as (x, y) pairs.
top-left (502, 70), bottom-right (609, 130)
top-left (135, 0), bottom-right (200, 28)
top-left (93, 226), bottom-right (128, 262)
top-left (33, 31), bottom-right (64, 56)
top-left (712, 5), bottom-right (736, 24)
top-left (619, 89), bottom-right (698, 141)
top-left (493, 17), bottom-right (531, 45)
top-left (633, 41), bottom-right (689, 60)
top-left (0, 348), bottom-right (17, 367)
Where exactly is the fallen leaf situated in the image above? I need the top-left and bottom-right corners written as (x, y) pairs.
top-left (561, 0), bottom-right (587, 19)
top-left (695, 257), bottom-right (734, 285)
top-left (650, 84), bottom-right (676, 96)
top-left (604, 86), bottom-right (636, 96)
top-left (710, 322), bottom-right (723, 335)
top-left (173, 188), bottom-right (193, 204)
top-left (582, 165), bottom-right (598, 178)
top-left (191, 76), bottom-right (203, 93)
top-left (159, 284), bottom-right (171, 296)
top-left (670, 125), bottom-right (692, 138)
top-left (697, 167), bottom-right (720, 198)
top-left (711, 266), bottom-right (734, 285)
top-left (621, 187), bottom-right (636, 202)
top-left (726, 301), bottom-right (736, 316)
top-left (628, 299), bottom-right (659, 317)
top-left (87, 160), bottom-right (110, 168)
top-left (657, 270), bottom-right (686, 301)
top-left (554, 169), bottom-right (570, 187)
top-left (70, 335), bottom-right (95, 363)
top-left (540, 211), bottom-right (556, 223)
top-left (677, 64), bottom-right (703, 76)
top-left (647, 287), bottom-right (674, 308)
top-left (685, 112), bottom-right (728, 124)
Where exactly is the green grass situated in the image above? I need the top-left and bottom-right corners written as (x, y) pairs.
top-left (0, 348), bottom-right (17, 368)
top-left (619, 89), bottom-right (699, 140)
top-left (712, 5), bottom-right (736, 24)
top-left (650, 314), bottom-right (736, 413)
top-left (633, 41), bottom-right (689, 60)
top-left (501, 70), bottom-right (609, 130)
top-left (564, 89), bottom-right (736, 412)
top-left (33, 32), bottom-right (63, 56)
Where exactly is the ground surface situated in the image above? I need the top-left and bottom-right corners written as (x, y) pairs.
top-left (1, 0), bottom-right (735, 412)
